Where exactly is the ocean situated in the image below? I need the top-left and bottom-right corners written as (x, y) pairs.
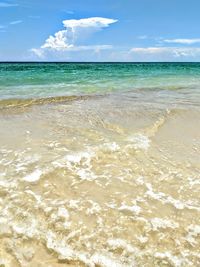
top-left (0, 63), bottom-right (200, 266)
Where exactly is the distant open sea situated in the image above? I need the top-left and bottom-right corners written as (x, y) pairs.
top-left (1, 62), bottom-right (200, 101)
top-left (0, 62), bottom-right (200, 267)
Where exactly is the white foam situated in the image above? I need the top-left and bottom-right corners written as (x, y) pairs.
top-left (91, 252), bottom-right (127, 267)
top-left (86, 200), bottom-right (101, 215)
top-left (107, 238), bottom-right (139, 254)
top-left (16, 154), bottom-right (41, 172)
top-left (12, 219), bottom-right (39, 239)
top-left (66, 151), bottom-right (93, 164)
top-left (46, 231), bottom-right (75, 260)
top-left (137, 235), bottom-right (148, 244)
top-left (135, 176), bottom-right (145, 185)
top-left (25, 190), bottom-right (42, 203)
top-left (118, 204), bottom-right (141, 216)
top-left (52, 150), bottom-right (96, 181)
top-left (0, 259), bottom-right (9, 266)
top-left (185, 224), bottom-right (200, 246)
top-left (0, 218), bottom-right (12, 236)
top-left (23, 169), bottom-right (42, 183)
top-left (100, 142), bottom-right (120, 152)
top-left (57, 207), bottom-right (69, 219)
top-left (68, 199), bottom-right (80, 209)
top-left (0, 172), bottom-right (6, 177)
top-left (52, 151), bottom-right (93, 168)
top-left (150, 218), bottom-right (179, 231)
top-left (128, 133), bottom-right (150, 150)
top-left (76, 168), bottom-right (96, 181)
top-left (154, 251), bottom-right (186, 267)
top-left (188, 176), bottom-right (200, 187)
top-left (0, 179), bottom-right (17, 189)
top-left (145, 183), bottom-right (200, 212)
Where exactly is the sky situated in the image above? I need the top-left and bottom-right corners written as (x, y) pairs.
top-left (1, 0), bottom-right (200, 61)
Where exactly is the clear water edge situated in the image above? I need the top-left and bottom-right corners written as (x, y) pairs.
top-left (0, 63), bottom-right (200, 267)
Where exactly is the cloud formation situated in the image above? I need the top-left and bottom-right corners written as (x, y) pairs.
top-left (130, 47), bottom-right (200, 61)
top-left (32, 17), bottom-right (117, 58)
top-left (10, 20), bottom-right (23, 25)
top-left (137, 35), bottom-right (148, 40)
top-left (29, 15), bottom-right (40, 19)
top-left (163, 38), bottom-right (200, 45)
top-left (0, 2), bottom-right (18, 7)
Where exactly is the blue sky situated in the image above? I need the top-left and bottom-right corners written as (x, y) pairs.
top-left (1, 0), bottom-right (200, 61)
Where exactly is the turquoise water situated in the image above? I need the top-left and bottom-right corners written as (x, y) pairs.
top-left (1, 63), bottom-right (200, 266)
top-left (1, 63), bottom-right (200, 100)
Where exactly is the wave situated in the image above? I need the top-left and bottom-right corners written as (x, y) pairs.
top-left (0, 94), bottom-right (105, 111)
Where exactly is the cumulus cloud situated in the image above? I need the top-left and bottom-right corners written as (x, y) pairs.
top-left (0, 2), bottom-right (18, 7)
top-left (163, 38), bottom-right (200, 45)
top-left (32, 17), bottom-right (117, 58)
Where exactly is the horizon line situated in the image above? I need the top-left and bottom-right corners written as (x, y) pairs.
top-left (1, 61), bottom-right (200, 64)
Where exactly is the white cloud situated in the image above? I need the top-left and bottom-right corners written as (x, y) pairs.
top-left (31, 45), bottom-right (113, 60)
top-left (0, 25), bottom-right (6, 33)
top-left (0, 2), bottom-right (18, 7)
top-left (31, 44), bottom-right (113, 58)
top-left (130, 47), bottom-right (200, 56)
top-left (29, 15), bottom-right (40, 19)
top-left (62, 17), bottom-right (117, 29)
top-left (41, 30), bottom-right (72, 51)
top-left (10, 20), bottom-right (23, 25)
top-left (163, 38), bottom-right (200, 45)
top-left (65, 10), bottom-right (74, 15)
top-left (65, 45), bottom-right (113, 51)
top-left (32, 17), bottom-right (117, 58)
top-left (31, 48), bottom-right (45, 58)
top-left (137, 35), bottom-right (148, 40)
top-left (129, 47), bottom-right (200, 61)
top-left (131, 47), bottom-right (170, 54)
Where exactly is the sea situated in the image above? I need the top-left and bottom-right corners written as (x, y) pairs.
top-left (0, 62), bottom-right (200, 266)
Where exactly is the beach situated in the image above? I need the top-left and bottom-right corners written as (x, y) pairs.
top-left (0, 63), bottom-right (200, 266)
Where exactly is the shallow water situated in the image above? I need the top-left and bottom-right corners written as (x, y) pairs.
top-left (0, 63), bottom-right (200, 266)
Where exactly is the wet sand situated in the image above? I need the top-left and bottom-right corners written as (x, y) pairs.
top-left (0, 91), bottom-right (200, 266)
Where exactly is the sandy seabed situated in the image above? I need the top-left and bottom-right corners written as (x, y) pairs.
top-left (0, 91), bottom-right (200, 267)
